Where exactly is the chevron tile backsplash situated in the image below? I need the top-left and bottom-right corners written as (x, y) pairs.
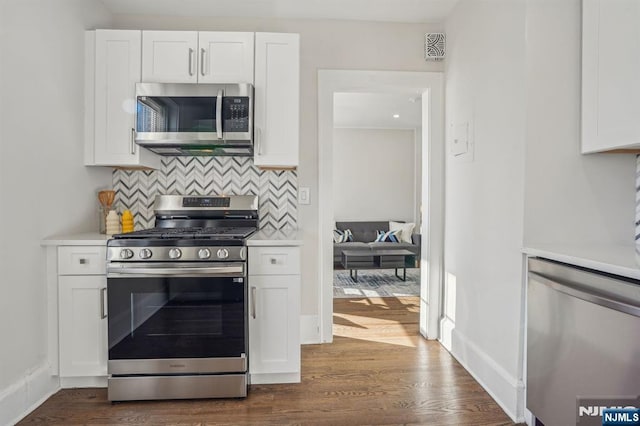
top-left (112, 157), bottom-right (297, 230)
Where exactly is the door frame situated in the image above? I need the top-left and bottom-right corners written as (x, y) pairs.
top-left (317, 69), bottom-right (445, 342)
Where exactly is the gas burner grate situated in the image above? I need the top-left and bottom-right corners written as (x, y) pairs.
top-left (113, 226), bottom-right (256, 240)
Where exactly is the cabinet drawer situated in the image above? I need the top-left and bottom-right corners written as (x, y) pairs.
top-left (58, 246), bottom-right (106, 275)
top-left (249, 247), bottom-right (300, 275)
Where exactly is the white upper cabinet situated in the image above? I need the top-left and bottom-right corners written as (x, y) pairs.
top-left (142, 31), bottom-right (198, 83)
top-left (85, 30), bottom-right (160, 169)
top-left (199, 32), bottom-right (254, 83)
top-left (582, 0), bottom-right (640, 153)
top-left (253, 33), bottom-right (300, 168)
top-left (142, 31), bottom-right (254, 84)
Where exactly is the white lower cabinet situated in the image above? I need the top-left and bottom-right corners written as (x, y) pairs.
top-left (248, 246), bottom-right (301, 384)
top-left (54, 245), bottom-right (108, 386)
top-left (58, 275), bottom-right (108, 377)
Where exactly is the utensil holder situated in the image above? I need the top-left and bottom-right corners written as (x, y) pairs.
top-left (99, 205), bottom-right (109, 234)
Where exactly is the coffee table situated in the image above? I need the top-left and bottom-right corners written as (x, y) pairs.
top-left (341, 249), bottom-right (415, 283)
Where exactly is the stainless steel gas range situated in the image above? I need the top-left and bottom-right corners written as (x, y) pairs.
top-left (105, 194), bottom-right (258, 401)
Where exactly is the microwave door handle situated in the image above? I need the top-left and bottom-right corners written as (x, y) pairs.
top-left (216, 89), bottom-right (223, 140)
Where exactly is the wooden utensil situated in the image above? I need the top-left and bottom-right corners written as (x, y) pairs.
top-left (98, 190), bottom-right (115, 209)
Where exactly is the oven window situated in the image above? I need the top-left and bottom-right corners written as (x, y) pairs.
top-left (108, 276), bottom-right (245, 360)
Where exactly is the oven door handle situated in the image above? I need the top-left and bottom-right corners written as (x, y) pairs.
top-left (107, 264), bottom-right (245, 277)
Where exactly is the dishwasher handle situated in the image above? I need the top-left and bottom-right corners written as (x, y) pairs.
top-left (529, 271), bottom-right (640, 318)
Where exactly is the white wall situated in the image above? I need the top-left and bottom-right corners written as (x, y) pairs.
top-left (524, 0), bottom-right (635, 246)
top-left (444, 0), bottom-right (526, 421)
top-left (111, 15), bottom-right (444, 321)
top-left (0, 1), bottom-right (113, 423)
top-left (333, 128), bottom-right (419, 223)
top-left (444, 0), bottom-right (637, 422)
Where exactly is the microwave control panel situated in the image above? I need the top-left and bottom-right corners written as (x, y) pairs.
top-left (223, 97), bottom-right (250, 132)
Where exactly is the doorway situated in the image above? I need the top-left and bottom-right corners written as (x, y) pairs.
top-left (318, 70), bottom-right (445, 343)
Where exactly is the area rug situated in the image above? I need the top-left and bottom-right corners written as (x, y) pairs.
top-left (333, 268), bottom-right (420, 298)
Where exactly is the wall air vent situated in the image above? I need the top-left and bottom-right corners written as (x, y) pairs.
top-left (425, 33), bottom-right (446, 61)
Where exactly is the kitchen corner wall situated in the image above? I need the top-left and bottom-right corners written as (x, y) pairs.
top-left (444, 0), bottom-right (526, 421)
top-left (113, 156), bottom-right (297, 230)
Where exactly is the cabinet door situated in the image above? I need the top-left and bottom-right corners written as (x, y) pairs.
top-left (254, 33), bottom-right (300, 168)
top-left (582, 0), bottom-right (640, 153)
top-left (58, 275), bottom-right (107, 377)
top-left (248, 275), bottom-right (300, 376)
top-left (142, 31), bottom-right (198, 83)
top-left (92, 30), bottom-right (159, 168)
top-left (198, 32), bottom-right (254, 84)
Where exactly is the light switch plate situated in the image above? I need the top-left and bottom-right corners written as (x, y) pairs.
top-left (449, 121), bottom-right (474, 162)
top-left (298, 187), bottom-right (310, 205)
top-left (451, 122), bottom-right (468, 156)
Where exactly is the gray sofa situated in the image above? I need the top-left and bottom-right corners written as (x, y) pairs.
top-left (334, 221), bottom-right (420, 267)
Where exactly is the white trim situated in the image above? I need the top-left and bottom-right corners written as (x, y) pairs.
top-left (439, 316), bottom-right (455, 351)
top-left (250, 372), bottom-right (300, 384)
top-left (45, 246), bottom-right (59, 377)
top-left (300, 314), bottom-right (321, 344)
top-left (446, 329), bottom-right (525, 423)
top-left (60, 377), bottom-right (108, 389)
top-left (333, 125), bottom-right (421, 130)
top-left (317, 69), bottom-right (445, 343)
top-left (420, 85), bottom-right (445, 340)
top-left (0, 363), bottom-right (59, 426)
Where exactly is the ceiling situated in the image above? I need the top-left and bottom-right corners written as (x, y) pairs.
top-left (99, 0), bottom-right (458, 24)
top-left (333, 92), bottom-right (422, 129)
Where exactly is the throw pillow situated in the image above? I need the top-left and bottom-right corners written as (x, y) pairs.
top-left (389, 221), bottom-right (415, 244)
top-left (333, 229), bottom-right (353, 243)
top-left (374, 229), bottom-right (401, 243)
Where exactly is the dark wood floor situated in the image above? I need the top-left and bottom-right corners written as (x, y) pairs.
top-left (18, 296), bottom-right (515, 425)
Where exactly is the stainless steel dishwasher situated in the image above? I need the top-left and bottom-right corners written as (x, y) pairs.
top-left (527, 258), bottom-right (640, 426)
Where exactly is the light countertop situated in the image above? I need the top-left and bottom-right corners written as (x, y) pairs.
top-left (41, 232), bottom-right (111, 246)
top-left (247, 229), bottom-right (303, 246)
top-left (523, 243), bottom-right (640, 280)
top-left (43, 229), bottom-right (303, 247)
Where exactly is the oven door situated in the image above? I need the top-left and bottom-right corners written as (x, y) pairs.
top-left (106, 262), bottom-right (247, 376)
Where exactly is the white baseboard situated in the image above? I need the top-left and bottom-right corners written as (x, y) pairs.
top-left (439, 316), bottom-right (455, 350)
top-left (0, 363), bottom-right (59, 426)
top-left (300, 314), bottom-right (321, 344)
top-left (447, 329), bottom-right (525, 423)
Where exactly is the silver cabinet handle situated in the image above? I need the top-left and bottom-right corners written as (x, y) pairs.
top-left (270, 258), bottom-right (277, 265)
top-left (188, 48), bottom-right (194, 76)
top-left (130, 128), bottom-right (136, 154)
top-left (79, 258), bottom-right (88, 265)
top-left (100, 287), bottom-right (107, 319)
top-left (200, 48), bottom-right (206, 76)
top-left (529, 272), bottom-right (640, 318)
top-left (251, 286), bottom-right (257, 319)
top-left (255, 127), bottom-right (262, 155)
top-left (216, 89), bottom-right (223, 140)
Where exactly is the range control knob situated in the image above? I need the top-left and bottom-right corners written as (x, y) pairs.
top-left (216, 248), bottom-right (229, 259)
top-left (168, 248), bottom-right (182, 259)
top-left (119, 249), bottom-right (134, 259)
top-left (139, 248), bottom-right (152, 259)
top-left (198, 248), bottom-right (211, 259)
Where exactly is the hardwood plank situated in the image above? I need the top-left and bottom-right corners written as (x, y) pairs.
top-left (18, 296), bottom-right (519, 425)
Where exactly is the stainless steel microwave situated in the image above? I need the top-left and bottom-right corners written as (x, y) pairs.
top-left (134, 83), bottom-right (253, 156)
